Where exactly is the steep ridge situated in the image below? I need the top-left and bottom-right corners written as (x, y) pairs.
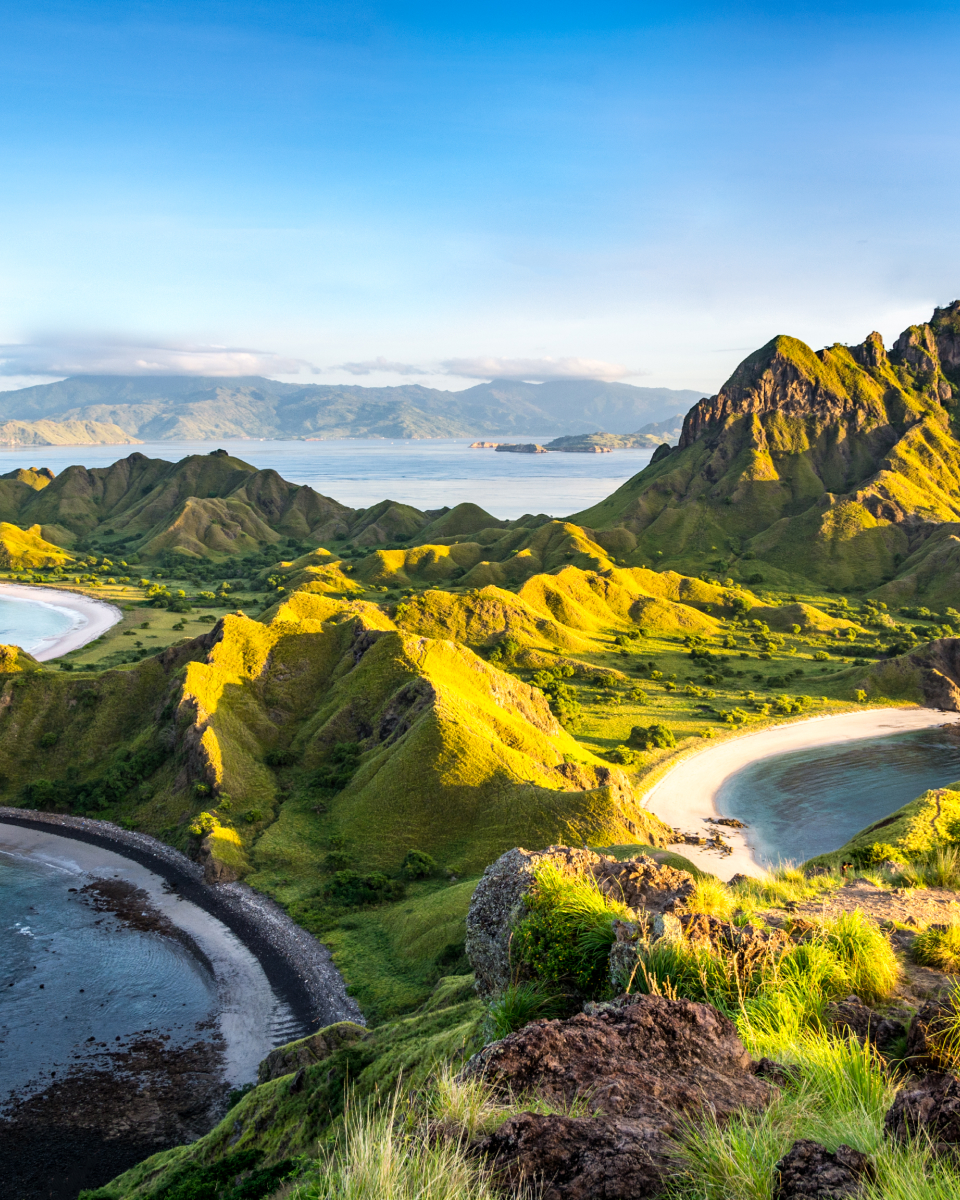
top-left (572, 301), bottom-right (960, 593)
top-left (0, 594), bottom-right (665, 884)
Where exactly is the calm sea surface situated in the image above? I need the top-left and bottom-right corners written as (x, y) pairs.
top-left (0, 438), bottom-right (654, 520)
top-left (716, 727), bottom-right (960, 865)
top-left (0, 850), bottom-right (216, 1095)
top-left (0, 594), bottom-right (77, 655)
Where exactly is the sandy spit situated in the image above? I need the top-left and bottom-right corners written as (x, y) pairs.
top-left (0, 581), bottom-right (122, 659)
top-left (641, 707), bottom-right (958, 881)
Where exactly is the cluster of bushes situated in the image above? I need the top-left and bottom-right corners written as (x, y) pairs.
top-left (628, 722), bottom-right (675, 750)
top-left (20, 741), bottom-right (166, 815)
top-left (530, 665), bottom-right (580, 726)
top-left (312, 742), bottom-right (363, 791)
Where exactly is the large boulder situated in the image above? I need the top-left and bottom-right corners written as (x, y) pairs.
top-left (885, 1072), bottom-right (960, 1152)
top-left (773, 1139), bottom-right (875, 1199)
top-left (465, 845), bottom-right (694, 997)
top-left (466, 995), bottom-right (773, 1197)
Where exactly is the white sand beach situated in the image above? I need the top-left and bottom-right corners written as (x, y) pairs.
top-left (0, 581), bottom-right (122, 659)
top-left (642, 707), bottom-right (957, 881)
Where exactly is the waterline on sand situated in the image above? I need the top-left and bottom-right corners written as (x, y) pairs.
top-left (0, 582), bottom-right (121, 659)
top-left (641, 708), bottom-right (957, 880)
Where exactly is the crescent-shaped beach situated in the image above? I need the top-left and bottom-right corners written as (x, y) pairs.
top-left (0, 581), bottom-right (122, 659)
top-left (641, 707), bottom-right (957, 880)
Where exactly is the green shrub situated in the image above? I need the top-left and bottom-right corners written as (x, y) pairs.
top-left (484, 980), bottom-right (567, 1040)
top-left (628, 722), bottom-right (676, 750)
top-left (188, 811), bottom-right (217, 837)
top-left (314, 742), bottom-right (363, 790)
top-left (913, 924), bottom-right (960, 974)
top-left (401, 849), bottom-right (438, 879)
top-left (325, 870), bottom-right (406, 907)
top-left (512, 862), bottom-right (629, 996)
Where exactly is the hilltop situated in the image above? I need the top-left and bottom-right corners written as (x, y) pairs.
top-left (573, 301), bottom-right (960, 597)
top-left (0, 376), bottom-right (704, 440)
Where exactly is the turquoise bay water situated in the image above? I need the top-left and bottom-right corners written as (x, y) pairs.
top-left (0, 849), bottom-right (217, 1096)
top-left (0, 594), bottom-right (78, 655)
top-left (716, 727), bottom-right (960, 865)
top-left (0, 438), bottom-right (655, 520)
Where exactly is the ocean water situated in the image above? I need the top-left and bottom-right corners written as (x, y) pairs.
top-left (0, 594), bottom-right (78, 656)
top-left (0, 849), bottom-right (216, 1096)
top-left (0, 437), bottom-right (655, 520)
top-left (716, 726), bottom-right (960, 865)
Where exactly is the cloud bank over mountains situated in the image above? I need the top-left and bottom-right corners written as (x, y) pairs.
top-left (0, 337), bottom-right (308, 380)
top-left (0, 338), bottom-right (643, 388)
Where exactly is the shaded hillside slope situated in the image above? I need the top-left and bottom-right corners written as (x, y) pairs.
top-left (572, 301), bottom-right (960, 593)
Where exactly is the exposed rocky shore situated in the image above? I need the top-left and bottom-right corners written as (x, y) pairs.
top-left (0, 807), bottom-right (363, 1031)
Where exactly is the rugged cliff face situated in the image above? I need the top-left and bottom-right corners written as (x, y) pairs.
top-left (572, 303), bottom-right (960, 593)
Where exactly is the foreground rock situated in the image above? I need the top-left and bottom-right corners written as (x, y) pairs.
top-left (466, 846), bottom-right (693, 997)
top-left (885, 1072), bottom-right (960, 1152)
top-left (824, 995), bottom-right (906, 1052)
top-left (906, 997), bottom-right (960, 1070)
top-left (774, 1139), bottom-right (875, 1199)
top-left (467, 995), bottom-right (773, 1198)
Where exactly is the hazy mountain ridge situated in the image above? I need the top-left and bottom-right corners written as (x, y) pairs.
top-left (0, 376), bottom-right (704, 440)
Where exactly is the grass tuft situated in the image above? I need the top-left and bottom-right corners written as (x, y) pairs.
top-left (913, 924), bottom-right (960, 974)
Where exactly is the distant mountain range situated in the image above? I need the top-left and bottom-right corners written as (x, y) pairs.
top-left (0, 376), bottom-right (705, 440)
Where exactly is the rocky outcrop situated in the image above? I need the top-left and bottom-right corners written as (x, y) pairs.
top-left (465, 846), bottom-right (694, 997)
top-left (885, 1072), bottom-right (960, 1152)
top-left (475, 1113), bottom-right (669, 1200)
top-left (257, 1021), bottom-right (366, 1084)
top-left (824, 994), bottom-right (907, 1052)
top-left (467, 995), bottom-right (773, 1198)
top-left (774, 1139), bottom-right (875, 1199)
top-left (905, 996), bottom-right (960, 1070)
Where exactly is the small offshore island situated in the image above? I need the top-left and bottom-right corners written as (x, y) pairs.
top-left (5, 303), bottom-right (960, 1199)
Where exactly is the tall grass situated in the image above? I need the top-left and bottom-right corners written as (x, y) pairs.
top-left (686, 876), bottom-right (736, 919)
top-left (913, 923), bottom-right (960, 974)
top-left (288, 1094), bottom-right (500, 1200)
top-left (895, 846), bottom-right (960, 890)
top-left (632, 910), bottom-right (900, 1037)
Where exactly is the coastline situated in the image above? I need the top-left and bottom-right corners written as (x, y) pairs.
top-left (0, 581), bottom-right (122, 659)
top-left (0, 808), bottom-right (364, 1033)
top-left (642, 707), bottom-right (957, 881)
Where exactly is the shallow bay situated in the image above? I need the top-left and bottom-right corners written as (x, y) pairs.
top-left (715, 725), bottom-right (960, 866)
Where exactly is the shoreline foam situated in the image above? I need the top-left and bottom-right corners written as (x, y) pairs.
top-left (0, 582), bottom-right (122, 659)
top-left (641, 707), bottom-right (957, 881)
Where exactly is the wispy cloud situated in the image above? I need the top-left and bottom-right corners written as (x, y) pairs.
top-left (328, 356), bottom-right (430, 376)
top-left (0, 335), bottom-right (311, 378)
top-left (439, 356), bottom-right (642, 382)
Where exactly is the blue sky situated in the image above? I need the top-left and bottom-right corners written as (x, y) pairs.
top-left (1, 1), bottom-right (958, 393)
